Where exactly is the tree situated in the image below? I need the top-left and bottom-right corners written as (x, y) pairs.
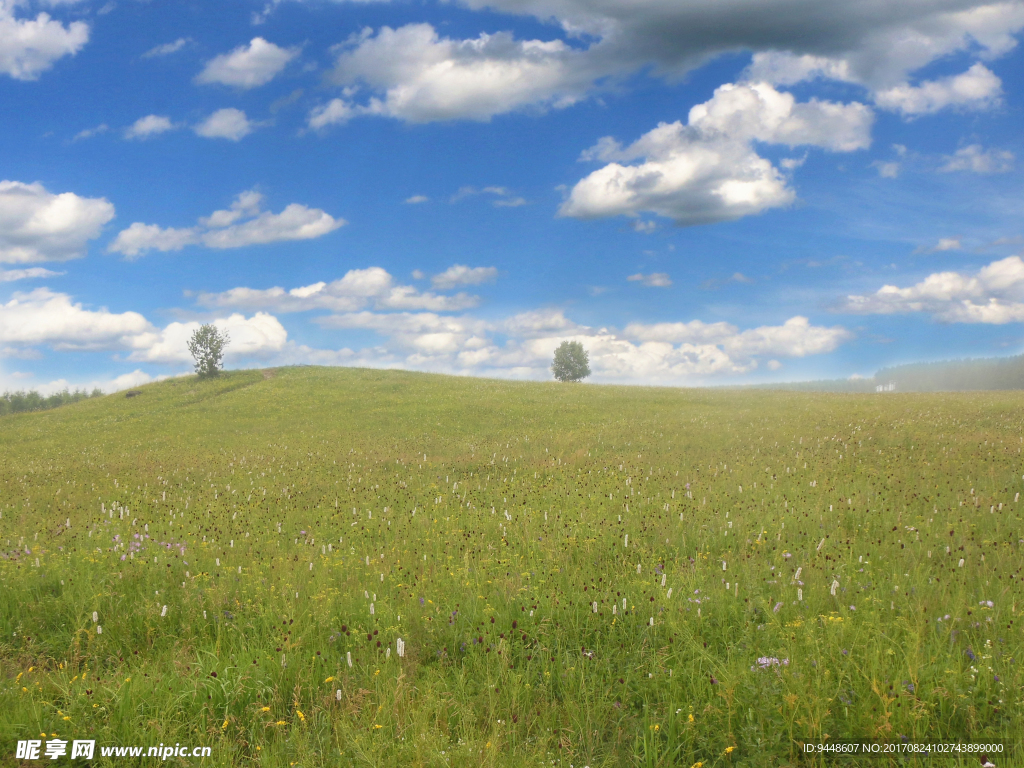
top-left (187, 324), bottom-right (230, 378)
top-left (552, 340), bottom-right (591, 382)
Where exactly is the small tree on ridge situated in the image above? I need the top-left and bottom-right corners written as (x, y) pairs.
top-left (552, 340), bottom-right (591, 382)
top-left (188, 324), bottom-right (230, 378)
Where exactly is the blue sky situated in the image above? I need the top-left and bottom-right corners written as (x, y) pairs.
top-left (2, 0), bottom-right (1023, 392)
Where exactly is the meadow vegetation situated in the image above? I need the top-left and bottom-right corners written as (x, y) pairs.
top-left (0, 366), bottom-right (1021, 767)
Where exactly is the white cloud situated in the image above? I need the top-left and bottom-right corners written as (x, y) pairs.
top-left (196, 267), bottom-right (480, 313)
top-left (873, 161), bottom-right (900, 178)
top-left (300, 2), bottom-right (1024, 127)
top-left (306, 305), bottom-right (848, 383)
top-left (0, 180), bottom-right (115, 264)
top-left (196, 37), bottom-right (298, 88)
top-left (454, 0), bottom-right (1024, 119)
top-left (935, 237), bottom-right (962, 252)
top-left (0, 286), bottom-right (291, 368)
top-left (124, 114), bottom-right (176, 140)
top-left (449, 186), bottom-right (526, 207)
top-left (873, 63), bottom-right (1002, 116)
top-left (0, 288), bottom-right (150, 349)
top-left (142, 37), bottom-right (190, 59)
top-left (840, 256), bottom-right (1024, 323)
top-left (431, 264), bottom-right (498, 290)
top-left (560, 81), bottom-right (872, 225)
top-left (939, 144), bottom-right (1015, 173)
top-left (108, 190), bottom-right (344, 258)
top-left (127, 312), bottom-right (287, 363)
top-left (0, 266), bottom-right (62, 281)
top-left (0, 0), bottom-right (89, 80)
top-left (735, 3), bottom-right (1024, 92)
top-left (310, 23), bottom-right (594, 126)
top-left (627, 272), bottom-right (672, 287)
top-left (194, 108), bottom-right (254, 141)
top-left (71, 123), bottom-right (107, 142)
top-left (405, 195), bottom-right (429, 204)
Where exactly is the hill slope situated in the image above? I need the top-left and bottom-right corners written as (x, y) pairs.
top-left (1, 367), bottom-right (1022, 767)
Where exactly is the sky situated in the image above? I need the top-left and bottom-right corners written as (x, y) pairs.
top-left (1, 0), bottom-right (1023, 393)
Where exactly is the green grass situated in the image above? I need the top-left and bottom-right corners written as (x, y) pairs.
top-left (1, 366), bottom-right (1021, 767)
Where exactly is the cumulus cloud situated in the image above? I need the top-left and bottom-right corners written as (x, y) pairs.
top-left (0, 287), bottom-right (150, 349)
top-left (196, 267), bottom-right (480, 314)
top-left (839, 255), bottom-right (1024, 323)
top-left (0, 180), bottom-right (115, 264)
top-left (627, 272), bottom-right (672, 287)
top-left (431, 264), bottom-right (498, 290)
top-left (307, 305), bottom-right (849, 382)
top-left (127, 312), bottom-right (287, 363)
top-left (309, 23), bottom-right (594, 126)
top-left (196, 37), bottom-right (298, 88)
top-left (621, 316), bottom-right (849, 358)
top-left (443, 0), bottom-right (1024, 120)
top-left (560, 81), bottom-right (872, 225)
top-left (939, 144), bottom-right (1015, 173)
top-left (873, 63), bottom-right (1002, 116)
top-left (0, 287), bottom-right (291, 368)
top-left (300, 2), bottom-right (1024, 127)
top-left (124, 114), bottom-right (176, 140)
top-left (0, 0), bottom-right (89, 80)
top-left (194, 108), bottom-right (254, 141)
top-left (108, 190), bottom-right (344, 258)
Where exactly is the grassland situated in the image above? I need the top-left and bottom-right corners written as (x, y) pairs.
top-left (1, 366), bottom-right (1022, 767)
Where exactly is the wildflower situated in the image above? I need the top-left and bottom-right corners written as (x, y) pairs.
top-left (260, 707), bottom-right (270, 712)
top-left (773, 602), bottom-right (783, 613)
top-left (296, 710), bottom-right (305, 722)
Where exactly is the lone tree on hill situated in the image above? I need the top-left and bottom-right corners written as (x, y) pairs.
top-left (188, 324), bottom-right (230, 378)
top-left (552, 340), bottom-right (591, 382)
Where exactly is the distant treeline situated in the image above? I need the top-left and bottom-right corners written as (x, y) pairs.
top-left (754, 353), bottom-right (1024, 393)
top-left (0, 388), bottom-right (104, 416)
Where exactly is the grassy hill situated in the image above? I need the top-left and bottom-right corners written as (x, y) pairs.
top-left (1, 367), bottom-right (1021, 766)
